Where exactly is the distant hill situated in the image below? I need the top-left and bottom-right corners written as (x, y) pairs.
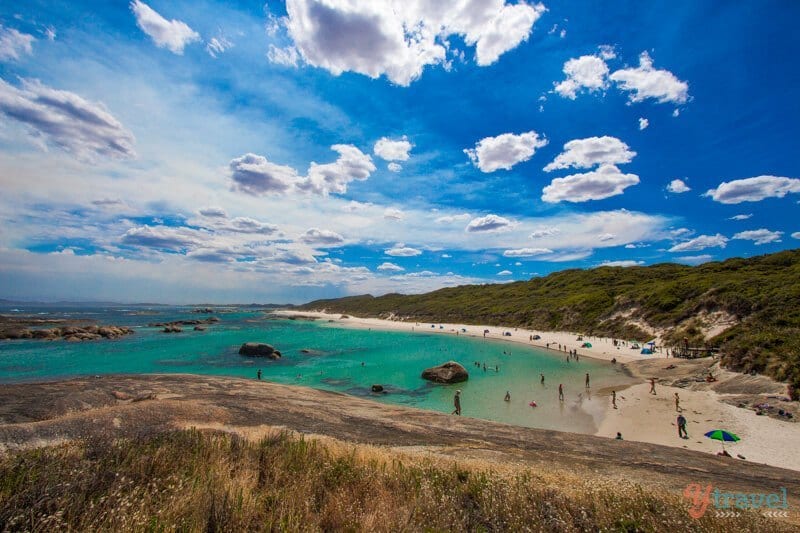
top-left (300, 249), bottom-right (800, 397)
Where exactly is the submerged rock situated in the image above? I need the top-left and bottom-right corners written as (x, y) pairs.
top-left (421, 361), bottom-right (469, 384)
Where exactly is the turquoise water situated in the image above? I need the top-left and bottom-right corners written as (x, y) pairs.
top-left (0, 307), bottom-right (633, 433)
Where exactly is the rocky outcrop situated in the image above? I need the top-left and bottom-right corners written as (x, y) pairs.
top-left (239, 343), bottom-right (282, 359)
top-left (191, 308), bottom-right (214, 314)
top-left (162, 326), bottom-right (182, 333)
top-left (194, 326), bottom-right (206, 331)
top-left (371, 384), bottom-right (384, 393)
top-left (148, 317), bottom-right (219, 328)
top-left (421, 361), bottom-right (469, 384)
top-left (0, 324), bottom-right (134, 342)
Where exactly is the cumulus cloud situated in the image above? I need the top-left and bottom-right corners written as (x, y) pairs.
top-left (638, 117), bottom-right (649, 130)
top-left (377, 261), bottom-right (404, 272)
top-left (282, 0), bottom-right (545, 86)
top-left (206, 36), bottom-right (233, 58)
top-left (435, 213), bottom-right (471, 224)
top-left (273, 249), bottom-right (318, 265)
top-left (609, 52), bottom-right (689, 104)
top-left (597, 260), bottom-right (643, 268)
top-left (465, 131), bottom-right (548, 172)
top-left (186, 248), bottom-right (235, 263)
top-left (497, 270), bottom-right (513, 276)
top-left (374, 136), bottom-right (412, 161)
top-left (0, 25), bottom-right (35, 61)
top-left (223, 217), bottom-right (278, 234)
top-left (228, 153), bottom-right (300, 195)
top-left (792, 232), bottom-right (800, 240)
top-left (732, 229), bottom-right (783, 245)
top-left (0, 77), bottom-right (136, 160)
top-left (598, 233), bottom-right (615, 242)
top-left (541, 165), bottom-right (639, 203)
top-left (383, 208), bottom-right (404, 220)
top-left (502, 247), bottom-right (552, 257)
top-left (667, 178), bottom-right (690, 193)
top-left (675, 254), bottom-right (713, 265)
top-left (121, 225), bottom-right (204, 251)
top-left (387, 162), bottom-right (402, 172)
top-left (529, 226), bottom-right (559, 239)
top-left (300, 144), bottom-right (376, 195)
top-left (704, 176), bottom-right (800, 204)
top-left (668, 234), bottom-right (728, 253)
top-left (130, 0), bottom-right (200, 54)
top-left (229, 145), bottom-right (375, 197)
top-left (198, 206), bottom-right (228, 218)
top-left (729, 214), bottom-right (752, 221)
top-left (553, 54), bottom-right (609, 99)
top-left (466, 214), bottom-right (514, 233)
top-left (544, 136), bottom-right (635, 171)
top-left (267, 45), bottom-right (300, 66)
top-left (385, 244), bottom-right (421, 257)
top-left (300, 228), bottom-right (345, 245)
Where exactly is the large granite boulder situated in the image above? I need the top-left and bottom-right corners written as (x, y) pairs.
top-left (239, 343), bottom-right (281, 359)
top-left (421, 361), bottom-right (469, 384)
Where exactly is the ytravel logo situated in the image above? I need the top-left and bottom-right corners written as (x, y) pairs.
top-left (684, 483), bottom-right (789, 518)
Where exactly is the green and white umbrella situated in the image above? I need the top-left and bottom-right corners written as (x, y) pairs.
top-left (704, 429), bottom-right (740, 452)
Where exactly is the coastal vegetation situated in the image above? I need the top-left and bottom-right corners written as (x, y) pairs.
top-left (300, 250), bottom-right (800, 397)
top-left (0, 429), bottom-right (783, 532)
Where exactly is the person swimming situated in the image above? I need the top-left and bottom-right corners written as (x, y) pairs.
top-left (504, 391), bottom-right (511, 401)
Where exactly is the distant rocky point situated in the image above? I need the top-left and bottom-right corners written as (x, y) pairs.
top-left (0, 323), bottom-right (133, 342)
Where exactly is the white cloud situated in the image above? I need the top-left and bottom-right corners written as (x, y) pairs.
top-left (732, 229), bottom-right (783, 245)
top-left (609, 52), bottom-right (689, 104)
top-left (130, 0), bottom-right (200, 55)
top-left (230, 145), bottom-right (375, 197)
top-left (559, 29), bottom-right (566, 39)
top-left (206, 36), bottom-right (233, 58)
top-left (435, 213), bottom-right (471, 224)
top-left (300, 228), bottom-right (345, 245)
top-left (544, 136), bottom-right (636, 171)
top-left (638, 117), bottom-right (649, 130)
top-left (598, 233), bottom-right (615, 242)
top-left (672, 109), bottom-right (680, 117)
top-left (502, 248), bottom-right (552, 257)
top-left (529, 226), bottom-right (559, 239)
top-left (0, 78), bottom-right (136, 160)
top-left (675, 254), bottom-right (713, 265)
top-left (300, 144), bottom-right (376, 195)
top-left (374, 136), bottom-right (412, 161)
top-left (465, 130), bottom-right (548, 172)
top-left (598, 45), bottom-right (616, 60)
top-left (385, 244), bottom-right (422, 257)
top-left (282, 0), bottom-right (545, 86)
top-left (0, 25), bottom-right (35, 61)
top-left (792, 232), bottom-right (800, 240)
top-left (223, 217), bottom-right (278, 234)
top-left (668, 234), bottom-right (728, 253)
top-left (228, 153), bottom-right (300, 195)
top-left (387, 162), bottom-right (402, 172)
top-left (704, 176), bottom-right (800, 204)
top-left (466, 214), bottom-right (514, 233)
top-left (384, 207), bottom-right (404, 220)
top-left (542, 165), bottom-right (639, 203)
top-left (667, 178), bottom-right (690, 193)
top-left (198, 206), bottom-right (228, 218)
top-left (441, 253), bottom-right (451, 258)
top-left (377, 261), bottom-right (404, 272)
top-left (554, 54), bottom-right (609, 99)
top-left (597, 260), bottom-right (643, 268)
top-left (729, 214), bottom-right (752, 221)
top-left (267, 45), bottom-right (300, 66)
top-left (121, 225), bottom-right (205, 251)
top-left (497, 270), bottom-right (513, 276)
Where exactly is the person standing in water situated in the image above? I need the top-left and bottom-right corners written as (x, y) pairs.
top-left (257, 369), bottom-right (262, 380)
top-left (558, 383), bottom-right (564, 402)
top-left (540, 373), bottom-right (545, 385)
top-left (585, 373), bottom-right (590, 389)
top-left (504, 391), bottom-right (511, 401)
top-left (452, 390), bottom-right (462, 415)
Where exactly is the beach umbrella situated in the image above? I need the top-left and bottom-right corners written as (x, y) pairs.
top-left (582, 342), bottom-right (592, 348)
top-left (704, 429), bottom-right (740, 452)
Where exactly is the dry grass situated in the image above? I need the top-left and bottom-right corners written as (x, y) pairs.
top-left (0, 429), bottom-right (789, 532)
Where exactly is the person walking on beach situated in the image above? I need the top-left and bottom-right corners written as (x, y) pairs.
top-left (649, 377), bottom-right (656, 394)
top-left (677, 414), bottom-right (688, 438)
top-left (558, 383), bottom-right (564, 402)
top-left (504, 391), bottom-right (511, 402)
top-left (540, 373), bottom-right (545, 385)
top-left (257, 369), bottom-right (262, 380)
top-left (612, 390), bottom-right (617, 409)
top-left (452, 390), bottom-right (462, 415)
top-left (585, 373), bottom-right (590, 389)
top-left (674, 392), bottom-right (681, 412)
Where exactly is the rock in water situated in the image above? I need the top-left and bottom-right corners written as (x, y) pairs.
top-left (421, 361), bottom-right (469, 383)
top-left (371, 384), bottom-right (384, 393)
top-left (239, 343), bottom-right (281, 359)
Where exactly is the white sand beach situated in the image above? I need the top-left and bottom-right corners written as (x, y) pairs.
top-left (277, 310), bottom-right (800, 471)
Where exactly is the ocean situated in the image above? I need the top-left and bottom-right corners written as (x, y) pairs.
top-left (0, 305), bottom-right (634, 433)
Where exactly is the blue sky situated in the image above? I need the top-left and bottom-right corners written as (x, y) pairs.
top-left (0, 1), bottom-right (798, 303)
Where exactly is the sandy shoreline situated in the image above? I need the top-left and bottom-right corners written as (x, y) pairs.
top-left (277, 310), bottom-right (800, 472)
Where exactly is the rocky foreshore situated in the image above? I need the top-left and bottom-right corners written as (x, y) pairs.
top-left (0, 322), bottom-right (134, 342)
